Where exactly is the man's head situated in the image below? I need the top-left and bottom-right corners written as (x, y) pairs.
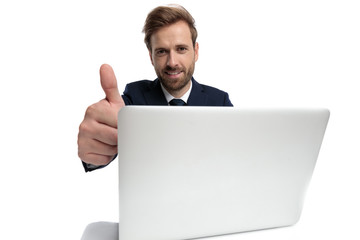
top-left (143, 5), bottom-right (199, 97)
top-left (143, 5), bottom-right (198, 51)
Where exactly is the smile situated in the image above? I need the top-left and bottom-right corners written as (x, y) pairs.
top-left (166, 71), bottom-right (181, 75)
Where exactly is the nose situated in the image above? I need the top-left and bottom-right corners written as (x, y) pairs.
top-left (167, 50), bottom-right (179, 68)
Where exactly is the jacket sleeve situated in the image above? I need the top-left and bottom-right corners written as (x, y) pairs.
top-left (223, 92), bottom-right (233, 106)
top-left (82, 154), bottom-right (117, 172)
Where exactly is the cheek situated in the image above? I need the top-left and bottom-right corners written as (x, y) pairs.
top-left (152, 60), bottom-right (160, 69)
top-left (152, 61), bottom-right (164, 74)
top-left (153, 58), bottom-right (166, 69)
top-left (183, 56), bottom-right (195, 67)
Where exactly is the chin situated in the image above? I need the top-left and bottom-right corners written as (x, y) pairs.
top-left (161, 78), bottom-right (190, 92)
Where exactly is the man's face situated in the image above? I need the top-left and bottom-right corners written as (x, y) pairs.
top-left (149, 21), bottom-right (199, 97)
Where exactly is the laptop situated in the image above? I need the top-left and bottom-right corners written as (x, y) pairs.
top-left (117, 107), bottom-right (330, 240)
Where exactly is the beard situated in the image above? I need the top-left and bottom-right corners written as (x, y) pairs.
top-left (156, 61), bottom-right (195, 93)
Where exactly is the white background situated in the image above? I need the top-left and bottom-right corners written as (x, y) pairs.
top-left (1, 0), bottom-right (359, 239)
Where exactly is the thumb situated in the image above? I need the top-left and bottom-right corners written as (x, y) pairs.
top-left (100, 64), bottom-right (124, 105)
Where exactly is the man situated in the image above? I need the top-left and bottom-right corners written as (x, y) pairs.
top-left (78, 5), bottom-right (233, 172)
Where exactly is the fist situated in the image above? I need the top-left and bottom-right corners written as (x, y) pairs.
top-left (78, 64), bottom-right (125, 166)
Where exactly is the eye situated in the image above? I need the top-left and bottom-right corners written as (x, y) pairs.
top-left (177, 47), bottom-right (187, 53)
top-left (155, 49), bottom-right (167, 56)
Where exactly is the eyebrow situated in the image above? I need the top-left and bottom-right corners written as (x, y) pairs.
top-left (175, 44), bottom-right (190, 48)
top-left (154, 44), bottom-right (191, 52)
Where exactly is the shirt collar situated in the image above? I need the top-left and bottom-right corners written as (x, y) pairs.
top-left (160, 80), bottom-right (192, 104)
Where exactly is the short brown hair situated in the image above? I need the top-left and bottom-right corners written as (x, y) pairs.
top-left (142, 5), bottom-right (198, 51)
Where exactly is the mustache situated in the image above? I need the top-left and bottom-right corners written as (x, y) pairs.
top-left (164, 66), bottom-right (184, 72)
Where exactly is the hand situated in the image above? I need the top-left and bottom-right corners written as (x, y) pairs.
top-left (78, 64), bottom-right (125, 166)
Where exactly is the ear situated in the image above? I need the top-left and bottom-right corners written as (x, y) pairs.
top-left (194, 42), bottom-right (199, 62)
top-left (149, 50), bottom-right (154, 66)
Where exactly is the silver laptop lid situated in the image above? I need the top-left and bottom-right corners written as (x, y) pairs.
top-left (118, 107), bottom-right (330, 240)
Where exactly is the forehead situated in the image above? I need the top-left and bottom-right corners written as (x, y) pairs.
top-left (150, 21), bottom-right (193, 49)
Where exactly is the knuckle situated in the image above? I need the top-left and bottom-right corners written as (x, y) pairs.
top-left (110, 131), bottom-right (118, 144)
top-left (78, 121), bottom-right (90, 134)
top-left (85, 104), bottom-right (96, 117)
top-left (77, 147), bottom-right (85, 160)
top-left (77, 139), bottom-right (87, 158)
top-left (110, 146), bottom-right (118, 155)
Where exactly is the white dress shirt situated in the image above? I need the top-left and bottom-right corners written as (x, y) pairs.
top-left (160, 81), bottom-right (192, 105)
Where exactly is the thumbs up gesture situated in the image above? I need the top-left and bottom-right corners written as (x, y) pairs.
top-left (78, 64), bottom-right (125, 167)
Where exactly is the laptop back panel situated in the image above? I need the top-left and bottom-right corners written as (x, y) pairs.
top-left (118, 107), bottom-right (329, 240)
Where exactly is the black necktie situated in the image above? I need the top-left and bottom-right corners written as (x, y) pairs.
top-left (169, 99), bottom-right (187, 106)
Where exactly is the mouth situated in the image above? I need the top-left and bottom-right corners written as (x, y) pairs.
top-left (164, 71), bottom-right (182, 79)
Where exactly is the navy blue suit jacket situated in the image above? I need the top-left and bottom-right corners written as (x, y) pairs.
top-left (121, 78), bottom-right (233, 106)
top-left (83, 78), bottom-right (232, 172)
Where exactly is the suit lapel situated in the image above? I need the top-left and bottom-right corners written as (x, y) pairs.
top-left (187, 78), bottom-right (208, 106)
top-left (144, 79), bottom-right (168, 105)
top-left (144, 78), bottom-right (208, 106)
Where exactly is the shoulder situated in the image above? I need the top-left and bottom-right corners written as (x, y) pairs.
top-left (199, 83), bottom-right (227, 95)
top-left (122, 79), bottom-right (164, 105)
top-left (190, 79), bottom-right (233, 106)
top-left (123, 79), bottom-right (160, 98)
top-left (192, 79), bottom-right (226, 95)
top-left (124, 79), bottom-right (158, 92)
